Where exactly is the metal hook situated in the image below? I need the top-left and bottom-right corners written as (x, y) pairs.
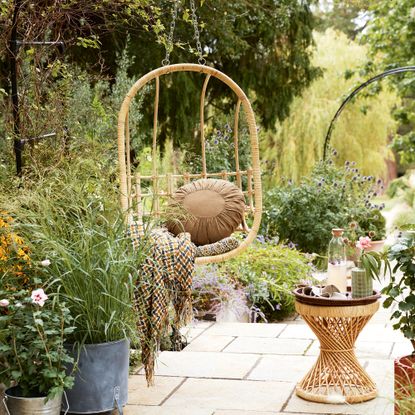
top-left (2, 397), bottom-right (11, 415)
top-left (114, 386), bottom-right (123, 414)
top-left (62, 391), bottom-right (69, 415)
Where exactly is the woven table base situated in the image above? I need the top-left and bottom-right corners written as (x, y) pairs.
top-left (295, 301), bottom-right (379, 404)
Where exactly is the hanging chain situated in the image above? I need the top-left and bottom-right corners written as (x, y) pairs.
top-left (162, 0), bottom-right (206, 66)
top-left (162, 0), bottom-right (180, 66)
top-left (189, 0), bottom-right (206, 65)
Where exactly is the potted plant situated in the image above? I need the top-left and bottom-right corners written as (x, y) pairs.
top-left (37, 209), bottom-right (146, 414)
top-left (343, 206), bottom-right (387, 262)
top-left (0, 287), bottom-right (74, 415)
top-left (381, 232), bottom-right (415, 409)
top-left (9, 176), bottom-right (149, 414)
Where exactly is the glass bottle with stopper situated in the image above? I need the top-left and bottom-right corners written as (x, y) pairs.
top-left (327, 228), bottom-right (347, 293)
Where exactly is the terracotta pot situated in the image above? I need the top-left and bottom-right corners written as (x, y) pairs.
top-left (394, 353), bottom-right (415, 414)
top-left (366, 239), bottom-right (385, 252)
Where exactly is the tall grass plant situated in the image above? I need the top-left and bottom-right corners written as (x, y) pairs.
top-left (1, 157), bottom-right (148, 344)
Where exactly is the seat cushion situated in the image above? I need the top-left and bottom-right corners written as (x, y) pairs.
top-left (195, 236), bottom-right (240, 257)
top-left (167, 178), bottom-right (245, 246)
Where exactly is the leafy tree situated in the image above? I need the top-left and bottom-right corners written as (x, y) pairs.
top-left (363, 0), bottom-right (415, 167)
top-left (315, 0), bottom-right (370, 39)
top-left (261, 30), bottom-right (398, 184)
top-left (1, 0), bottom-right (320, 155)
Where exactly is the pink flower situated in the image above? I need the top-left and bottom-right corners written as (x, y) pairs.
top-left (0, 299), bottom-right (9, 307)
top-left (356, 236), bottom-right (372, 251)
top-left (31, 289), bottom-right (48, 307)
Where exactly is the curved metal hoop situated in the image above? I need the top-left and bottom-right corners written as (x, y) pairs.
top-left (323, 66), bottom-right (415, 160)
top-left (117, 63), bottom-right (262, 264)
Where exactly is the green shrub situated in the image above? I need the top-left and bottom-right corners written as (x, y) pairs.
top-left (1, 158), bottom-right (147, 345)
top-left (221, 242), bottom-right (313, 320)
top-left (261, 158), bottom-right (386, 254)
top-left (386, 176), bottom-right (411, 199)
top-left (393, 210), bottom-right (415, 230)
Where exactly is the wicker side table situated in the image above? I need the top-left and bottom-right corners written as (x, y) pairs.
top-left (295, 300), bottom-right (379, 404)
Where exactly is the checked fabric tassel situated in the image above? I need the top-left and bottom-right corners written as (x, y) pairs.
top-left (129, 222), bottom-right (196, 385)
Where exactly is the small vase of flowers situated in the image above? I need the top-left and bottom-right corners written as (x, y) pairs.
top-left (351, 236), bottom-right (389, 298)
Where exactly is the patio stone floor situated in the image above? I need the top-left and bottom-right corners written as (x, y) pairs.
top-left (126, 299), bottom-right (411, 415)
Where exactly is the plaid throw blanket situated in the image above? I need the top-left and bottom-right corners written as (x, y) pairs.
top-left (129, 223), bottom-right (196, 385)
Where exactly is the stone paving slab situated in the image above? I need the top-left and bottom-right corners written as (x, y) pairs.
top-left (390, 340), bottom-right (413, 358)
top-left (128, 375), bottom-right (184, 405)
top-left (139, 351), bottom-right (259, 379)
top-left (124, 406), bottom-right (212, 415)
top-left (128, 303), bottom-right (396, 415)
top-left (205, 323), bottom-right (287, 337)
top-left (184, 335), bottom-right (235, 352)
top-left (180, 327), bottom-right (206, 342)
top-left (247, 355), bottom-right (316, 382)
top-left (223, 337), bottom-right (313, 355)
top-left (162, 378), bottom-right (296, 411)
top-left (278, 324), bottom-right (316, 340)
top-left (205, 322), bottom-right (286, 337)
top-left (357, 324), bottom-right (405, 342)
top-left (213, 411), bottom-right (315, 415)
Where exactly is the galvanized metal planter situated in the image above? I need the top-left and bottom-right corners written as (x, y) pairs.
top-left (65, 338), bottom-right (129, 414)
top-left (2, 387), bottom-right (63, 415)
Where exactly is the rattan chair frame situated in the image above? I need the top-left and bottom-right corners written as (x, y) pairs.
top-left (117, 63), bottom-right (262, 264)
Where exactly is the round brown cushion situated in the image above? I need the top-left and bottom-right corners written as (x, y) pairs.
top-left (167, 179), bottom-right (245, 246)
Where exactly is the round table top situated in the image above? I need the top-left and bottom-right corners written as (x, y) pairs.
top-left (293, 286), bottom-right (381, 307)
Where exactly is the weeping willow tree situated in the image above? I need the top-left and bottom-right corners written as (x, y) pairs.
top-left (262, 29), bottom-right (399, 186)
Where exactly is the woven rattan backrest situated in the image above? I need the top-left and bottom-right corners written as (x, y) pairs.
top-left (117, 63), bottom-right (262, 264)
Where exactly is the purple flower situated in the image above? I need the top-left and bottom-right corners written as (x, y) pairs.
top-left (275, 304), bottom-right (282, 311)
top-left (256, 235), bottom-right (266, 244)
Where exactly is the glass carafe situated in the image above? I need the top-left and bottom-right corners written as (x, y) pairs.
top-left (327, 228), bottom-right (347, 293)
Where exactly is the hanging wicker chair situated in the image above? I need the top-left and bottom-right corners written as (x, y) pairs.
top-left (117, 63), bottom-right (262, 264)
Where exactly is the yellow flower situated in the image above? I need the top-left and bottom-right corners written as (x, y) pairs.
top-left (12, 233), bottom-right (24, 245)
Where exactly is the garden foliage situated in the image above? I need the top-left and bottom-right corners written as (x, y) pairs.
top-left (261, 30), bottom-right (397, 184)
top-left (383, 233), bottom-right (415, 340)
top-left (0, 288), bottom-right (75, 399)
top-left (1, 156), bottom-right (148, 345)
top-left (261, 157), bottom-right (386, 255)
top-left (363, 0), bottom-right (415, 168)
top-left (221, 242), bottom-right (312, 320)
